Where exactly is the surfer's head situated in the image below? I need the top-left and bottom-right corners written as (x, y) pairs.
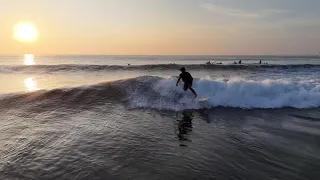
top-left (180, 67), bottom-right (186, 72)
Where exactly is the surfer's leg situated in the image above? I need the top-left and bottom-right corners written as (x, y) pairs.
top-left (183, 84), bottom-right (188, 91)
top-left (188, 85), bottom-right (197, 98)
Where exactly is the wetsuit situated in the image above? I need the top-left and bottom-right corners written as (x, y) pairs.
top-left (179, 72), bottom-right (193, 90)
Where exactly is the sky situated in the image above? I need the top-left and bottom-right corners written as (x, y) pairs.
top-left (0, 0), bottom-right (319, 55)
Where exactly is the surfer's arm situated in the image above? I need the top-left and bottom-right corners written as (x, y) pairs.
top-left (176, 77), bottom-right (180, 86)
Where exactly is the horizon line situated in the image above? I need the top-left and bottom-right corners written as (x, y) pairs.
top-left (0, 53), bottom-right (319, 56)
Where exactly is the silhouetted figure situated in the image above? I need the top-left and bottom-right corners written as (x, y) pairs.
top-left (259, 60), bottom-right (262, 64)
top-left (238, 60), bottom-right (242, 64)
top-left (176, 67), bottom-right (197, 98)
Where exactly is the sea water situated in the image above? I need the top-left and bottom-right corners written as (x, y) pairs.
top-left (0, 55), bottom-right (319, 180)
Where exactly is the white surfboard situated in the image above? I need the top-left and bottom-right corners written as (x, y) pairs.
top-left (197, 97), bottom-right (211, 102)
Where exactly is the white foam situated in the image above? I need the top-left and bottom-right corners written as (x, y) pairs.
top-left (126, 76), bottom-right (320, 110)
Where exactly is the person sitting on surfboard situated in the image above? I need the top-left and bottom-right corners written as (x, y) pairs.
top-left (176, 67), bottom-right (197, 98)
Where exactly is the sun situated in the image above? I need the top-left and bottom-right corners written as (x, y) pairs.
top-left (14, 22), bottom-right (37, 42)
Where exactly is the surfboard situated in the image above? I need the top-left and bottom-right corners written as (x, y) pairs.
top-left (197, 97), bottom-right (211, 102)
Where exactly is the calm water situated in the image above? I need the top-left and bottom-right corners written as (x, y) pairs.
top-left (0, 55), bottom-right (319, 180)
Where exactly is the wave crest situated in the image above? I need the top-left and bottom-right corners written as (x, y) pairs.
top-left (125, 76), bottom-right (320, 110)
top-left (1, 76), bottom-right (319, 111)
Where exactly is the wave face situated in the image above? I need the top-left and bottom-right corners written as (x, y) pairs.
top-left (1, 64), bottom-right (320, 73)
top-left (1, 76), bottom-right (319, 111)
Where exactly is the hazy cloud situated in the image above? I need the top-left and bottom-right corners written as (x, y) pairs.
top-left (200, 3), bottom-right (289, 18)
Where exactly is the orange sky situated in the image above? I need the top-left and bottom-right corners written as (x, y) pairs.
top-left (1, 0), bottom-right (319, 55)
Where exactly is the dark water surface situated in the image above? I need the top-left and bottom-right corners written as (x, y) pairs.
top-left (1, 103), bottom-right (319, 180)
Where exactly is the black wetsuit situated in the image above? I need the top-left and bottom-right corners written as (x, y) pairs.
top-left (179, 72), bottom-right (193, 90)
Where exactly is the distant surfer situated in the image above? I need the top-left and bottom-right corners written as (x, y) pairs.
top-left (176, 67), bottom-right (197, 98)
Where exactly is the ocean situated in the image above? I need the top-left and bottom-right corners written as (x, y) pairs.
top-left (0, 55), bottom-right (320, 180)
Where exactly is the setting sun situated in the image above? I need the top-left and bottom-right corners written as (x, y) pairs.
top-left (14, 23), bottom-right (37, 42)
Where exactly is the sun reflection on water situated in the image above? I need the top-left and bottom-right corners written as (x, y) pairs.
top-left (24, 78), bottom-right (39, 91)
top-left (24, 54), bottom-right (35, 65)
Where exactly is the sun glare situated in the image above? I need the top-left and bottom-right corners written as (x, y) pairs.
top-left (24, 78), bottom-right (39, 91)
top-left (24, 54), bottom-right (35, 65)
top-left (14, 23), bottom-right (37, 42)
top-left (23, 54), bottom-right (36, 65)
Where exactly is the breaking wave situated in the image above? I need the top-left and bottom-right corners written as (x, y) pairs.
top-left (0, 76), bottom-right (319, 111)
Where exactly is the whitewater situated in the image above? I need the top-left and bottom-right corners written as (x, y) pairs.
top-left (124, 76), bottom-right (320, 110)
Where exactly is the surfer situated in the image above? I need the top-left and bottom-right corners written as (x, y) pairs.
top-left (176, 67), bottom-right (197, 98)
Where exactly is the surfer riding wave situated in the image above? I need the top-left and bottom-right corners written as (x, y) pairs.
top-left (176, 67), bottom-right (197, 98)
